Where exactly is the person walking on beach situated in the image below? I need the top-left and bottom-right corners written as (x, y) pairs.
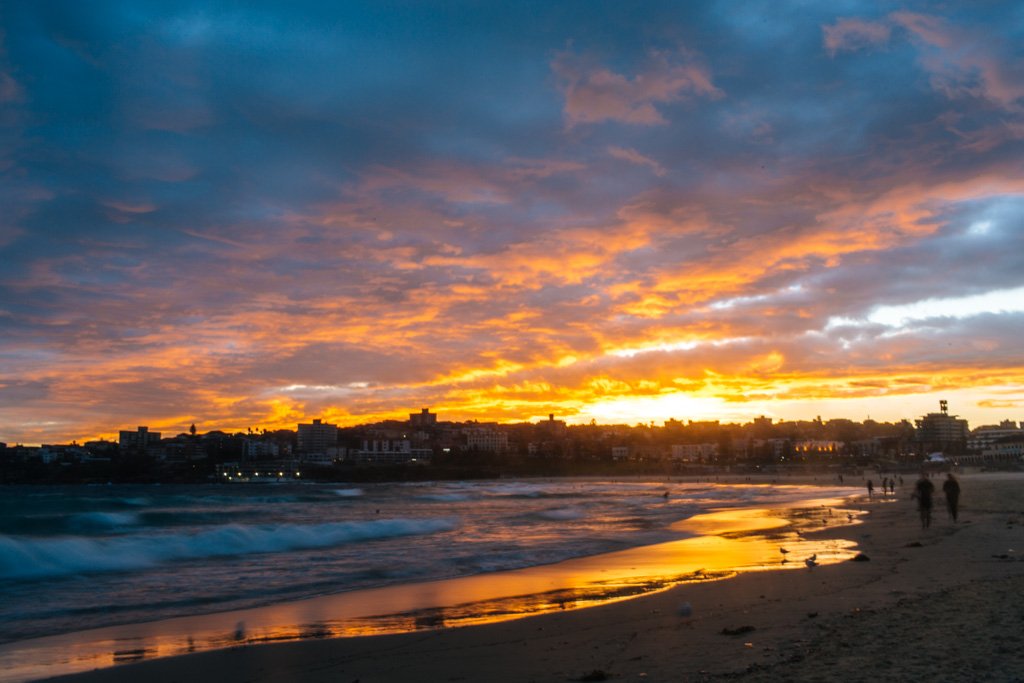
top-left (866, 479), bottom-right (874, 498)
top-left (943, 473), bottom-right (961, 522)
top-left (913, 472), bottom-right (935, 529)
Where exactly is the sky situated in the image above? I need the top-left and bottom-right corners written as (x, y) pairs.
top-left (1, 1), bottom-right (1023, 445)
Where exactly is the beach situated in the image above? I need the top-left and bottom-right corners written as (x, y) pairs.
top-left (37, 472), bottom-right (1024, 682)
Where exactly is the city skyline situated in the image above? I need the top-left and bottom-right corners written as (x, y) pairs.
top-left (2, 2), bottom-right (1023, 446)
top-left (2, 399), bottom-right (1013, 449)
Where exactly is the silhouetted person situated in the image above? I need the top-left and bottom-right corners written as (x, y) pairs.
top-left (866, 479), bottom-right (874, 498)
top-left (913, 473), bottom-right (935, 529)
top-left (943, 473), bottom-right (961, 522)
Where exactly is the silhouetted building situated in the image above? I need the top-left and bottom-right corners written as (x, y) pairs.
top-left (297, 418), bottom-right (337, 454)
top-left (915, 401), bottom-right (969, 453)
top-left (538, 413), bottom-right (567, 435)
top-left (409, 408), bottom-right (438, 429)
top-left (119, 426), bottom-right (161, 452)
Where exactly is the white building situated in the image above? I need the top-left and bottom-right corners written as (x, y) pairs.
top-left (349, 439), bottom-right (431, 464)
top-left (670, 443), bottom-right (718, 462)
top-left (244, 439), bottom-right (280, 459)
top-left (968, 421), bottom-right (1022, 452)
top-left (464, 427), bottom-right (509, 453)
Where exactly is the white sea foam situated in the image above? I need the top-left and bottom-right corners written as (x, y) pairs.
top-left (0, 518), bottom-right (456, 580)
top-left (332, 488), bottom-right (364, 497)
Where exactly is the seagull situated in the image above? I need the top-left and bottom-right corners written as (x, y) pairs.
top-left (780, 547), bottom-right (790, 555)
top-left (809, 553), bottom-right (817, 562)
top-left (805, 557), bottom-right (819, 569)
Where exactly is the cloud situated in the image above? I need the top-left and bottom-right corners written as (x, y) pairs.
top-left (822, 18), bottom-right (892, 56)
top-left (1, 3), bottom-right (1023, 443)
top-left (607, 146), bottom-right (667, 176)
top-left (826, 11), bottom-right (1024, 116)
top-left (0, 72), bottom-right (23, 103)
top-left (552, 47), bottom-right (722, 127)
top-left (893, 12), bottom-right (1024, 112)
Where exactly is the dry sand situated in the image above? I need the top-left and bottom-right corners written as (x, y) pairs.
top-left (44, 472), bottom-right (1024, 683)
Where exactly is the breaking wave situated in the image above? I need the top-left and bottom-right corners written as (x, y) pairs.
top-left (0, 517), bottom-right (457, 581)
top-left (66, 512), bottom-right (142, 532)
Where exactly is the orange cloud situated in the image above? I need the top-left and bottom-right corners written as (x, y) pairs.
top-left (552, 48), bottom-right (722, 127)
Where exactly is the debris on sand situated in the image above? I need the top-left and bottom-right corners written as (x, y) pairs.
top-left (721, 625), bottom-right (756, 636)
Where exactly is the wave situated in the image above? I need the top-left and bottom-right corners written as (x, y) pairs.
top-left (536, 507), bottom-right (585, 521)
top-left (332, 488), bottom-right (364, 498)
top-left (481, 483), bottom-right (550, 498)
top-left (417, 493), bottom-right (472, 502)
top-left (0, 518), bottom-right (457, 581)
top-left (66, 512), bottom-right (142, 532)
top-left (192, 495), bottom-right (303, 505)
top-left (79, 496), bottom-right (152, 508)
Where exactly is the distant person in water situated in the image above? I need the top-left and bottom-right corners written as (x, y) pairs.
top-left (866, 479), bottom-right (874, 498)
top-left (913, 473), bottom-right (935, 529)
top-left (943, 473), bottom-right (961, 522)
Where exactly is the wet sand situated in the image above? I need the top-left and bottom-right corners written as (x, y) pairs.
top-left (38, 472), bottom-right (1024, 682)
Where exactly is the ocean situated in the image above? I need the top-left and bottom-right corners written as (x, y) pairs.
top-left (0, 478), bottom-right (859, 680)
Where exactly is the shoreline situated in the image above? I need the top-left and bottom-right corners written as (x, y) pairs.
top-left (12, 472), bottom-right (1024, 682)
top-left (0, 481), bottom-right (857, 682)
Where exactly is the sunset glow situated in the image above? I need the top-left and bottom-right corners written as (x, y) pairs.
top-left (1, 2), bottom-right (1022, 444)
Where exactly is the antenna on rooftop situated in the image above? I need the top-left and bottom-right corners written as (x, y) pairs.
top-left (940, 400), bottom-right (948, 415)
